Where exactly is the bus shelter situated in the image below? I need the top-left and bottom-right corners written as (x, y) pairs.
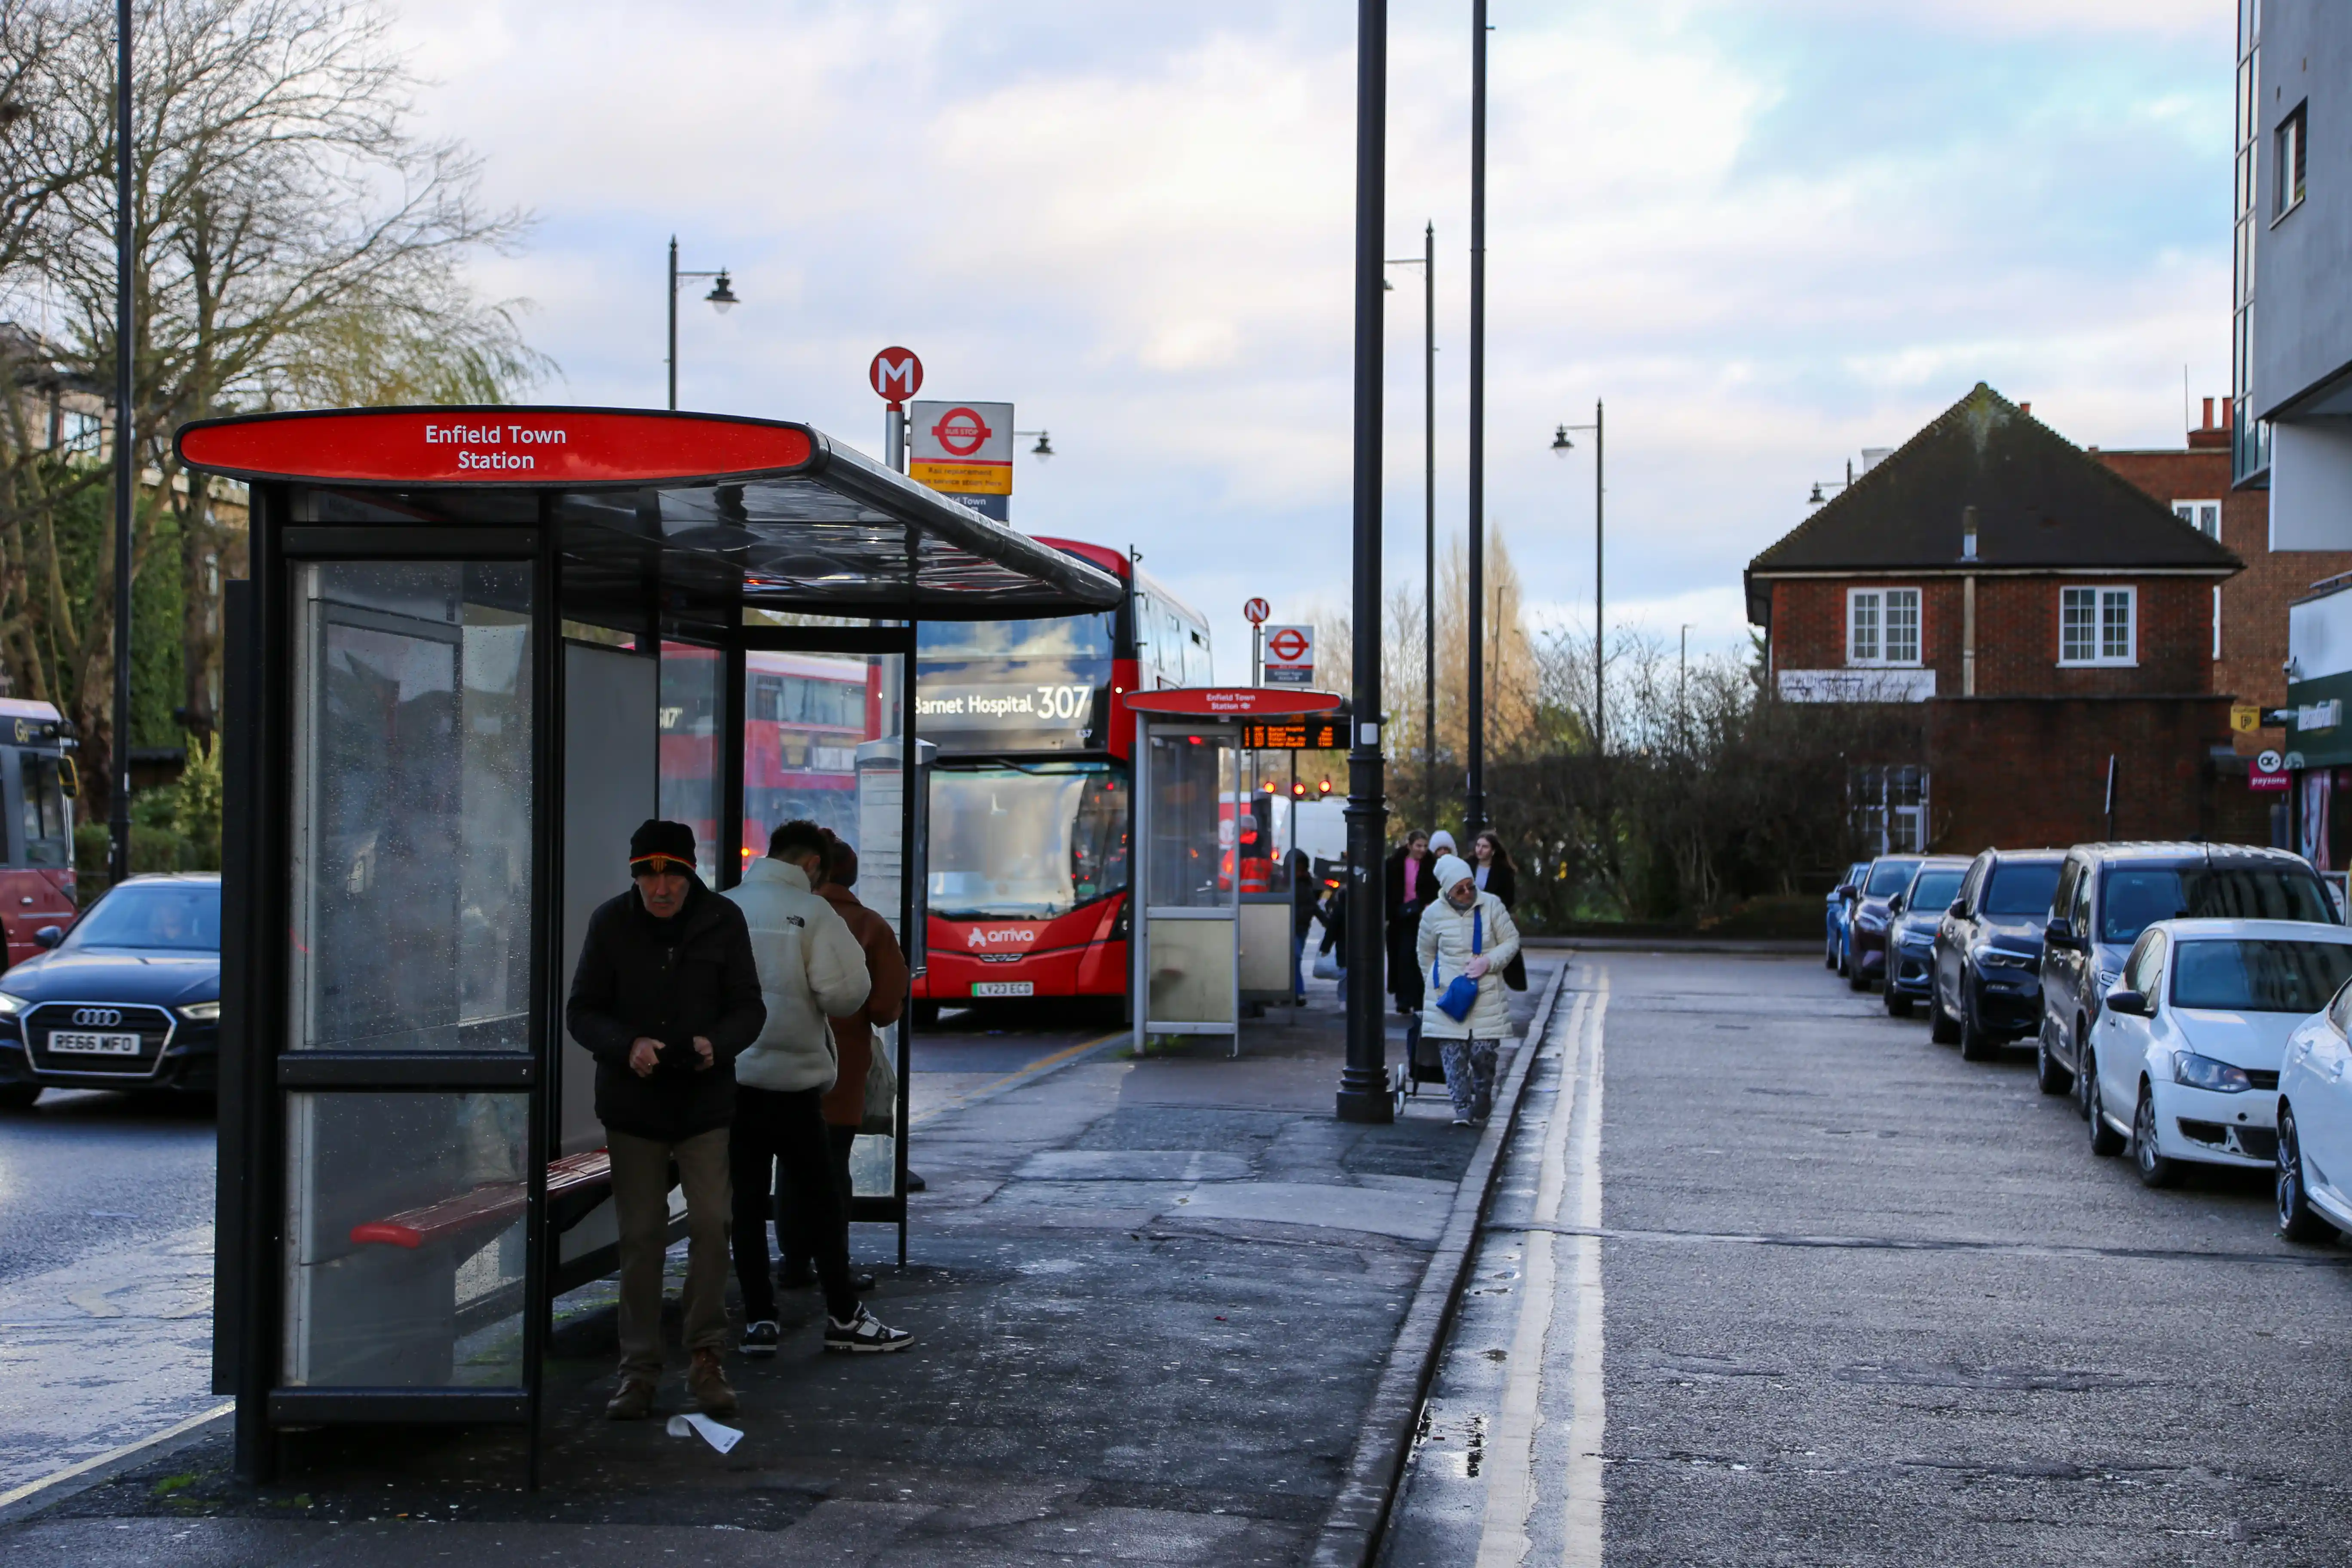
top-left (1127, 688), bottom-right (1341, 1055)
top-left (178, 406), bottom-right (1123, 1483)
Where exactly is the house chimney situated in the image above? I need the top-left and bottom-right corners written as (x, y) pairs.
top-left (2222, 399), bottom-right (2234, 429)
top-left (2202, 395), bottom-right (2215, 431)
top-left (1962, 504), bottom-right (1978, 561)
top-left (2019, 402), bottom-right (2032, 416)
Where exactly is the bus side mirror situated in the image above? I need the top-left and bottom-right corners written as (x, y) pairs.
top-left (34, 926), bottom-right (62, 950)
top-left (57, 757), bottom-right (78, 799)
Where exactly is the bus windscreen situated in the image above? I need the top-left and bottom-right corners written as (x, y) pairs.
top-left (927, 763), bottom-right (1128, 919)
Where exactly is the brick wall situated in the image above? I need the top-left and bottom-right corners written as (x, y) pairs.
top-left (2097, 442), bottom-right (2352, 757)
top-left (1921, 697), bottom-right (2236, 853)
top-left (1768, 576), bottom-right (2216, 697)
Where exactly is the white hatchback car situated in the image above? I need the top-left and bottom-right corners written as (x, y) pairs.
top-left (2084, 919), bottom-right (2352, 1188)
top-left (2275, 969), bottom-right (2352, 1241)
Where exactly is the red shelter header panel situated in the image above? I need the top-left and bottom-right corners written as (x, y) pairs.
top-left (177, 408), bottom-right (817, 487)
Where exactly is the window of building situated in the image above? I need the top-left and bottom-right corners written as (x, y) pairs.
top-left (2276, 100), bottom-right (2306, 219)
top-left (57, 409), bottom-right (101, 455)
top-left (1850, 765), bottom-right (1929, 856)
top-left (2172, 500), bottom-right (2220, 539)
top-left (2059, 585), bottom-right (2136, 667)
top-left (1847, 587), bottom-right (1920, 667)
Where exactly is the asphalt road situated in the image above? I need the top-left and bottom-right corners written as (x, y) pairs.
top-left (1385, 948), bottom-right (2352, 1566)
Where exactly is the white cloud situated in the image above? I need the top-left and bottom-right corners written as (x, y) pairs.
top-left (374, 0), bottom-right (2233, 687)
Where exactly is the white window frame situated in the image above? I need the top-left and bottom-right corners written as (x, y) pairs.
top-left (2172, 499), bottom-right (2221, 539)
top-left (1847, 586), bottom-right (1920, 668)
top-left (2059, 585), bottom-right (2137, 668)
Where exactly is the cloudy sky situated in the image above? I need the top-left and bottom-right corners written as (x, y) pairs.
top-left (389, 0), bottom-right (2233, 677)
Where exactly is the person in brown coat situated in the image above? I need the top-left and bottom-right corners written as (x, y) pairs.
top-left (778, 833), bottom-right (910, 1293)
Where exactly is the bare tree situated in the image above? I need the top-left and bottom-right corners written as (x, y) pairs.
top-left (8, 0), bottom-right (548, 816)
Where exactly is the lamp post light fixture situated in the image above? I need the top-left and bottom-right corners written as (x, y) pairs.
top-left (1385, 222), bottom-right (1436, 830)
top-left (1552, 401), bottom-right (1605, 752)
top-left (1807, 459), bottom-right (1856, 507)
top-left (1016, 430), bottom-right (1053, 461)
top-left (667, 236), bottom-right (738, 410)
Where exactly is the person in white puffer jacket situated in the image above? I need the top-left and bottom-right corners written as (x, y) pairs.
top-left (723, 819), bottom-right (911, 1357)
top-left (1416, 853), bottom-right (1522, 1126)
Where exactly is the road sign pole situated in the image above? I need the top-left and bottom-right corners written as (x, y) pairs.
top-left (886, 404), bottom-right (903, 470)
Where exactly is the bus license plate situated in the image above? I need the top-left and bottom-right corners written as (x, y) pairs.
top-left (971, 982), bottom-right (1034, 998)
top-left (49, 1030), bottom-right (141, 1056)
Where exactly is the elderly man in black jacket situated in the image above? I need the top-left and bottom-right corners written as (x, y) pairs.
top-left (567, 820), bottom-right (764, 1421)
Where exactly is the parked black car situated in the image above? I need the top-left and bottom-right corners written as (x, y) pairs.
top-left (2037, 843), bottom-right (2334, 1105)
top-left (1843, 855), bottom-right (1923, 992)
top-left (0, 873), bottom-right (221, 1106)
top-left (1885, 857), bottom-right (1971, 1018)
top-left (1930, 849), bottom-right (2064, 1060)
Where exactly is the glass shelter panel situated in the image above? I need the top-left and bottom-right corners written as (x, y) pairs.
top-left (287, 563), bottom-right (535, 1053)
top-left (659, 642), bottom-right (722, 882)
top-left (282, 1090), bottom-right (528, 1389)
top-left (741, 651), bottom-right (909, 1190)
top-left (1145, 733), bottom-right (1231, 910)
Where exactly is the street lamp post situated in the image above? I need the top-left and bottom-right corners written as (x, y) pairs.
top-left (666, 236), bottom-right (738, 410)
top-left (1338, 0), bottom-right (1392, 1125)
top-left (108, 0), bottom-right (132, 889)
top-left (1466, 0), bottom-right (1490, 838)
top-left (1385, 222), bottom-right (1435, 830)
top-left (1551, 400), bottom-right (1605, 750)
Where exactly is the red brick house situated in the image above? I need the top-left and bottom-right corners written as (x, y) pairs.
top-left (1746, 383), bottom-right (2244, 856)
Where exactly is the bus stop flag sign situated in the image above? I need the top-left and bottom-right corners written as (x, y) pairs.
top-left (910, 400), bottom-right (1014, 496)
top-left (1263, 624), bottom-right (1313, 686)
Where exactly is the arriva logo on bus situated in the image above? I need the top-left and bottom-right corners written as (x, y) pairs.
top-left (965, 927), bottom-right (1037, 949)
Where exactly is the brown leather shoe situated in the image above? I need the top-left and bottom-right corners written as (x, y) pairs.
top-left (604, 1377), bottom-right (656, 1421)
top-left (688, 1348), bottom-right (738, 1418)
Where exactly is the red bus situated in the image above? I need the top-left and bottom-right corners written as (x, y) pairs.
top-left (659, 647), bottom-right (886, 877)
top-left (911, 539), bottom-right (1210, 1020)
top-left (0, 699), bottom-right (77, 966)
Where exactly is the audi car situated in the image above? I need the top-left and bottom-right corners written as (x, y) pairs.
top-left (0, 873), bottom-right (221, 1107)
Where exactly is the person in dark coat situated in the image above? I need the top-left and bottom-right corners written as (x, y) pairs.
top-left (1317, 868), bottom-right (1350, 1004)
top-left (567, 820), bottom-right (765, 1421)
top-left (1474, 830), bottom-right (1528, 990)
top-left (1287, 848), bottom-right (1317, 1004)
top-left (1384, 830), bottom-right (1433, 1014)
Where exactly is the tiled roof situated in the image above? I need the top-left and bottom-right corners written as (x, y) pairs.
top-left (1749, 383), bottom-right (2242, 580)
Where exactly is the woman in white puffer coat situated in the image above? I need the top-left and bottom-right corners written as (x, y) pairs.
top-left (1415, 853), bottom-right (1521, 1125)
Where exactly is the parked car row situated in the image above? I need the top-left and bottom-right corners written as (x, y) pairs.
top-left (1829, 841), bottom-right (2352, 1243)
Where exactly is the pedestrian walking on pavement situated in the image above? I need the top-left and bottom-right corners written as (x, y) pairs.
top-left (1317, 872), bottom-right (1350, 1006)
top-left (1385, 829), bottom-right (1434, 1015)
top-left (1416, 851), bottom-right (1522, 1127)
top-left (1288, 848), bottom-right (1317, 1004)
top-left (567, 820), bottom-right (766, 1421)
top-left (775, 833), bottom-right (908, 1293)
top-left (1473, 830), bottom-right (1528, 992)
top-left (724, 819), bottom-right (914, 1359)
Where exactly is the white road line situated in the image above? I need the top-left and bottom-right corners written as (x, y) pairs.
top-left (1475, 977), bottom-right (1596, 1567)
top-left (0, 1400), bottom-right (231, 1512)
top-left (1562, 971), bottom-right (1608, 1567)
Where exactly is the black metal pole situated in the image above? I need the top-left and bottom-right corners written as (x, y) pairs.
top-left (666, 236), bottom-right (678, 411)
top-left (1423, 220), bottom-right (1436, 832)
top-left (1464, 0), bottom-right (1488, 838)
top-left (1337, 0), bottom-right (1391, 1125)
top-left (108, 0), bottom-right (133, 888)
top-left (1594, 398), bottom-right (1605, 753)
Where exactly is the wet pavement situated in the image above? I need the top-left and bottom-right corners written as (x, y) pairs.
top-left (1, 968), bottom-right (1553, 1563)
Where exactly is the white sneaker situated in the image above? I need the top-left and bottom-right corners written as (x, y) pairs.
top-left (824, 1304), bottom-right (914, 1354)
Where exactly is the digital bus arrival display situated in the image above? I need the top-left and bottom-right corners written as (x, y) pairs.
top-left (1237, 720), bottom-right (1345, 750)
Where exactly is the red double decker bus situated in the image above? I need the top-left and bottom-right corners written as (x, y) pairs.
top-left (911, 539), bottom-right (1210, 1021)
top-left (659, 647), bottom-right (885, 875)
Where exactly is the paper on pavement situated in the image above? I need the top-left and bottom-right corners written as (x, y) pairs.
top-left (665, 1412), bottom-right (743, 1453)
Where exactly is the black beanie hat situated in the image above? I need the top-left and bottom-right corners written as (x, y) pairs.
top-left (628, 819), bottom-right (696, 874)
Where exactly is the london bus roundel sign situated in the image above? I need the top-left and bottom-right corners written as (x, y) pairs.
top-left (869, 346), bottom-right (923, 404)
top-left (931, 406), bottom-right (992, 457)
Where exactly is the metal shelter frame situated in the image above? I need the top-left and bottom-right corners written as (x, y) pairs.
top-left (184, 405), bottom-right (1122, 1486)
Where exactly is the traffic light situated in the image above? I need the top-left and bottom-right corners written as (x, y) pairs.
top-left (1317, 778), bottom-right (1332, 796)
top-left (1291, 781), bottom-right (1306, 797)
